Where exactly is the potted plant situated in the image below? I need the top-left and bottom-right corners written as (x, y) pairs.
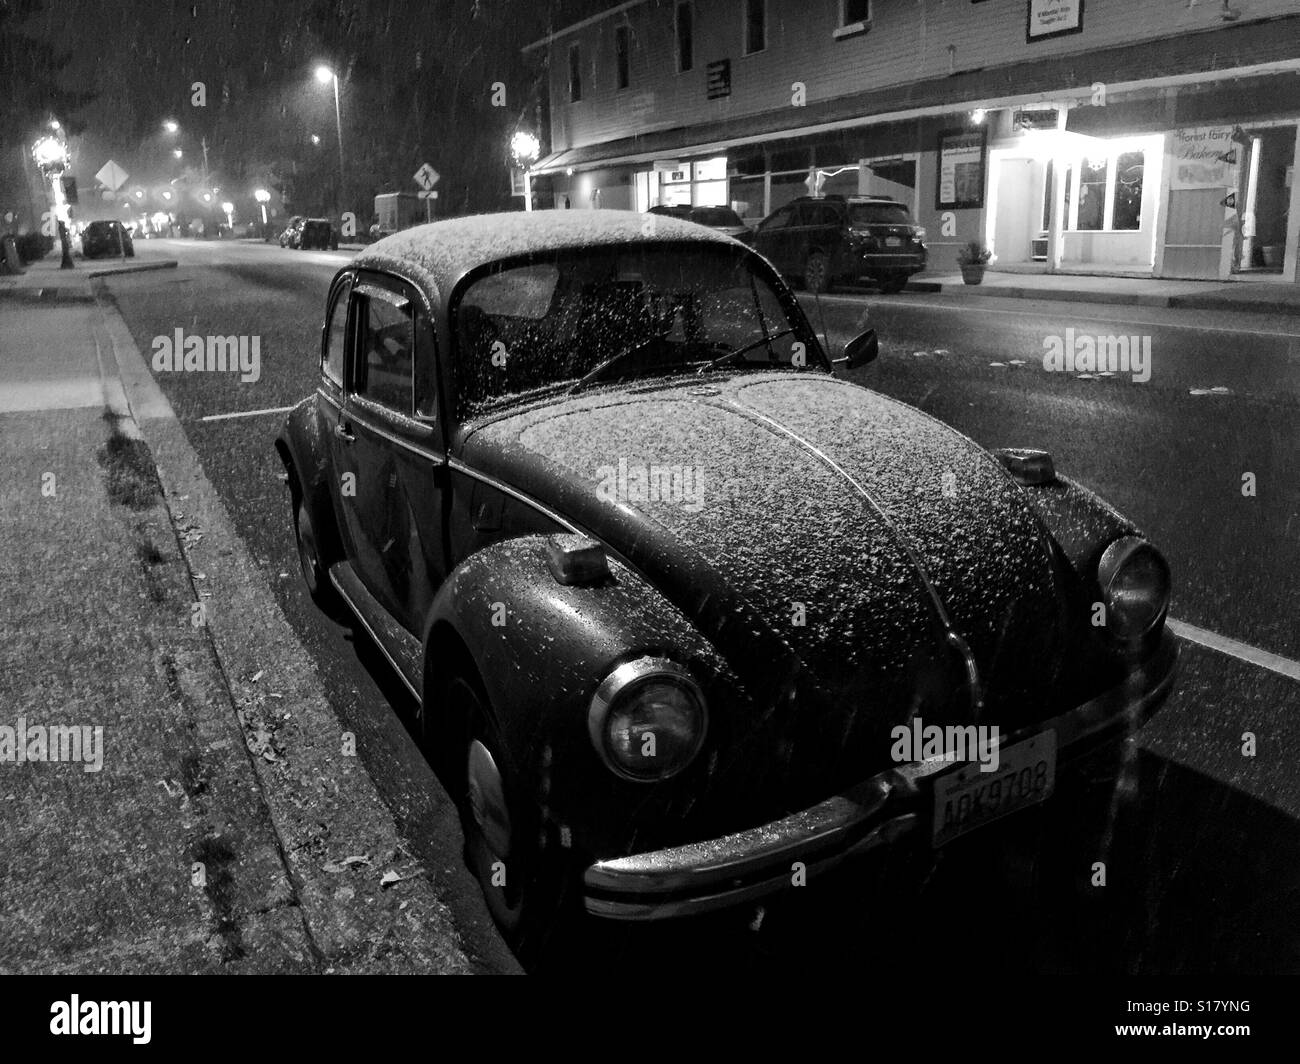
top-left (957, 240), bottom-right (992, 285)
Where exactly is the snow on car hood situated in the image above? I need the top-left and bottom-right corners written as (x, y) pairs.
top-left (465, 372), bottom-right (1066, 776)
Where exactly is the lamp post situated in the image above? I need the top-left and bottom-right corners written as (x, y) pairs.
top-left (32, 134), bottom-right (74, 269)
top-left (315, 65), bottom-right (345, 216)
top-left (510, 130), bottom-right (540, 212)
top-left (254, 188), bottom-right (271, 240)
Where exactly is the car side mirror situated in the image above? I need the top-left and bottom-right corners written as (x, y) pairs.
top-left (835, 328), bottom-right (878, 370)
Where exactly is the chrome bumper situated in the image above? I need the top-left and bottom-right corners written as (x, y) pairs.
top-left (582, 631), bottom-right (1178, 921)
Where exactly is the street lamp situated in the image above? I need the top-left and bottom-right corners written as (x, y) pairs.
top-left (32, 134), bottom-right (74, 269)
top-left (254, 187), bottom-right (271, 239)
top-left (314, 65), bottom-right (345, 215)
top-left (510, 131), bottom-right (541, 213)
top-left (221, 200), bottom-right (235, 230)
top-left (162, 119), bottom-right (179, 134)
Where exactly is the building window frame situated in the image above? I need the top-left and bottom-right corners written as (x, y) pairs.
top-left (614, 23), bottom-right (631, 91)
top-left (675, 1), bottom-right (693, 73)
top-left (834, 0), bottom-right (872, 39)
top-left (742, 0), bottom-right (767, 57)
top-left (1066, 147), bottom-right (1147, 233)
top-left (568, 42), bottom-right (582, 103)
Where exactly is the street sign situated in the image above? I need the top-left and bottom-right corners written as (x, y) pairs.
top-left (96, 160), bottom-right (128, 192)
top-left (416, 190), bottom-right (438, 199)
top-left (413, 163), bottom-right (440, 191)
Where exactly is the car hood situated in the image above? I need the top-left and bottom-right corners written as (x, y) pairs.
top-left (463, 373), bottom-right (1067, 796)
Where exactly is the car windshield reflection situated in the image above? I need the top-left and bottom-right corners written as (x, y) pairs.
top-left (452, 244), bottom-right (824, 418)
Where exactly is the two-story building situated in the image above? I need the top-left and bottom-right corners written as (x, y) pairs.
top-left (522, 0), bottom-right (1300, 282)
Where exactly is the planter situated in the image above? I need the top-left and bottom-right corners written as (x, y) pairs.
top-left (960, 264), bottom-right (986, 285)
top-left (1261, 245), bottom-right (1283, 269)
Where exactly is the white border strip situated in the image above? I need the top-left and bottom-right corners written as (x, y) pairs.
top-left (1167, 618), bottom-right (1300, 683)
top-left (200, 405), bottom-right (296, 423)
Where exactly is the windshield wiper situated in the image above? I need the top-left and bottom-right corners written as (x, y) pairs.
top-left (567, 339), bottom-right (659, 395)
top-left (700, 328), bottom-right (797, 372)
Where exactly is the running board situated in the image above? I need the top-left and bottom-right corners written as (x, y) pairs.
top-left (328, 561), bottom-right (424, 703)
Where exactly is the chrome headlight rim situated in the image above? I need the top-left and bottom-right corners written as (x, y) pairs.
top-left (588, 655), bottom-right (708, 783)
top-left (1098, 535), bottom-right (1171, 642)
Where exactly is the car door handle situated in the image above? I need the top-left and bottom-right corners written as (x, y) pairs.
top-left (334, 423), bottom-right (355, 444)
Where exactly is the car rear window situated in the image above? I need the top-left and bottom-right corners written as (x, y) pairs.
top-left (848, 202), bottom-right (914, 226)
top-left (690, 207), bottom-right (744, 227)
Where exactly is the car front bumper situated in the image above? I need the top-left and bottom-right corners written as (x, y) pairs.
top-left (582, 630), bottom-right (1178, 921)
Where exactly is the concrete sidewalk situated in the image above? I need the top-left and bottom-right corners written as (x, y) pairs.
top-left (0, 274), bottom-right (479, 972)
top-left (905, 268), bottom-right (1300, 316)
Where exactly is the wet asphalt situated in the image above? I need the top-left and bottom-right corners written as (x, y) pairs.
top-left (99, 237), bottom-right (1299, 973)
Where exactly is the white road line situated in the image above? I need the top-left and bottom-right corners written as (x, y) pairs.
top-left (824, 294), bottom-right (1300, 340)
top-left (1167, 618), bottom-right (1300, 683)
top-left (199, 405), bottom-right (295, 422)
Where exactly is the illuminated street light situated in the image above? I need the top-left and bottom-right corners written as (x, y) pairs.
top-left (254, 187), bottom-right (271, 237)
top-left (173, 149), bottom-right (183, 159)
top-left (162, 119), bottom-right (179, 134)
top-left (311, 134), bottom-right (321, 146)
top-left (510, 130), bottom-right (541, 167)
top-left (313, 65), bottom-right (345, 215)
top-left (49, 118), bottom-right (60, 131)
top-left (221, 200), bottom-right (235, 229)
top-left (31, 135), bottom-right (74, 269)
top-left (32, 136), bottom-right (67, 170)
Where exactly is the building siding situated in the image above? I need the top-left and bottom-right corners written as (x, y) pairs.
top-left (544, 0), bottom-right (1300, 152)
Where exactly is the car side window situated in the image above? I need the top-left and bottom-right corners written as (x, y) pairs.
top-left (323, 277), bottom-right (351, 386)
top-left (353, 283), bottom-right (414, 413)
top-left (760, 205), bottom-right (795, 231)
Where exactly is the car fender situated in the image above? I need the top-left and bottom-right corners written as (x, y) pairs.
top-left (274, 396), bottom-right (342, 559)
top-left (420, 534), bottom-right (738, 852)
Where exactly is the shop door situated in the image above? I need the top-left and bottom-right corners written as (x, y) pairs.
top-left (993, 158), bottom-right (1036, 264)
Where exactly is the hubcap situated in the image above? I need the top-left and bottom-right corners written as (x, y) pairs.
top-left (807, 257), bottom-right (825, 289)
top-left (467, 739), bottom-right (513, 860)
top-left (296, 503), bottom-right (319, 593)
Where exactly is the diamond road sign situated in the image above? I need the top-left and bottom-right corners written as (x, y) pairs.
top-left (95, 160), bottom-right (129, 192)
top-left (413, 163), bottom-right (439, 191)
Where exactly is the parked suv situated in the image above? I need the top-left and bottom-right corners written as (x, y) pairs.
top-left (752, 195), bottom-right (926, 294)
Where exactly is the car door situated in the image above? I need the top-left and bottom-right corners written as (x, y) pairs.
top-left (317, 271), bottom-right (353, 549)
top-left (333, 271), bottom-right (448, 633)
top-left (753, 203), bottom-right (797, 274)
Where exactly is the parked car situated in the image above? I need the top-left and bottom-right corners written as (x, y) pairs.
top-left (276, 210), bottom-right (1175, 964)
top-left (299, 217), bottom-right (339, 250)
top-left (648, 203), bottom-right (754, 243)
top-left (278, 216), bottom-right (306, 248)
top-left (752, 194), bottom-right (927, 293)
top-left (80, 219), bottom-right (134, 258)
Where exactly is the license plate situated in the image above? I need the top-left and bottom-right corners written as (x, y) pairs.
top-left (932, 731), bottom-right (1056, 847)
top-left (885, 236), bottom-right (903, 246)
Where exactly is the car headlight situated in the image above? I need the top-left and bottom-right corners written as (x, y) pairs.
top-left (1098, 536), bottom-right (1170, 641)
top-left (588, 656), bottom-right (707, 781)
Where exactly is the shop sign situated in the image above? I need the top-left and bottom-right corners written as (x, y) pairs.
top-left (1027, 0), bottom-right (1084, 42)
top-left (936, 128), bottom-right (987, 210)
top-left (1168, 127), bottom-right (1237, 190)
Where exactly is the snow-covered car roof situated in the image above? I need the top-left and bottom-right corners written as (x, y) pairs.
top-left (352, 209), bottom-right (740, 302)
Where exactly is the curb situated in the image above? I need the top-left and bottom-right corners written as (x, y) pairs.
top-left (899, 279), bottom-right (1300, 317)
top-left (89, 284), bottom-right (484, 973)
top-left (86, 259), bottom-right (179, 278)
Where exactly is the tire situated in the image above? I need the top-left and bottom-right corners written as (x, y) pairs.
top-left (443, 667), bottom-right (572, 967)
top-left (879, 273), bottom-right (907, 294)
top-left (293, 496), bottom-right (342, 615)
top-left (804, 251), bottom-right (832, 294)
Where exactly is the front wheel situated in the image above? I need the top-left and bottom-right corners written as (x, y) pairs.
top-left (446, 670), bottom-right (572, 967)
top-left (804, 251), bottom-right (833, 294)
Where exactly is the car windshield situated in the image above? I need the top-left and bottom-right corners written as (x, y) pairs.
top-left (848, 202), bottom-right (913, 226)
top-left (691, 207), bottom-right (745, 227)
top-left (452, 243), bottom-right (824, 418)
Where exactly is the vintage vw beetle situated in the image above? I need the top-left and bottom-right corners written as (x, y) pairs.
top-left (276, 210), bottom-right (1176, 959)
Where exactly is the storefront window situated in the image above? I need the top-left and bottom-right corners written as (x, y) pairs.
top-left (1076, 159), bottom-right (1108, 231)
top-left (1112, 151), bottom-right (1144, 231)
